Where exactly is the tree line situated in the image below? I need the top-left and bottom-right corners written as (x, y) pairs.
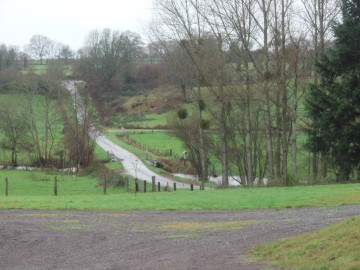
top-left (149, 0), bottom-right (358, 185)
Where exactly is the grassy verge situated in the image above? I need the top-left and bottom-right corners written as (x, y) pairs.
top-left (0, 180), bottom-right (359, 211)
top-left (251, 215), bottom-right (360, 270)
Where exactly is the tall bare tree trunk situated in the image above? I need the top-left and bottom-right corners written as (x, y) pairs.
top-left (291, 45), bottom-right (299, 177)
top-left (274, 0), bottom-right (282, 179)
top-left (262, 0), bottom-right (275, 180)
top-left (280, 0), bottom-right (289, 183)
top-left (220, 102), bottom-right (229, 186)
top-left (275, 94), bottom-right (282, 178)
top-left (197, 87), bottom-right (208, 190)
top-left (245, 76), bottom-right (253, 183)
top-left (45, 107), bottom-right (49, 166)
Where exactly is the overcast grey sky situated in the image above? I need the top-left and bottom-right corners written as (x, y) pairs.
top-left (0, 0), bottom-right (154, 51)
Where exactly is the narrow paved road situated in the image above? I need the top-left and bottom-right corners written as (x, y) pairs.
top-left (96, 134), bottom-right (197, 189)
top-left (64, 80), bottom-right (198, 189)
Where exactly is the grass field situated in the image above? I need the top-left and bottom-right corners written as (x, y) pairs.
top-left (0, 170), bottom-right (102, 197)
top-left (22, 63), bottom-right (73, 76)
top-left (120, 130), bottom-right (185, 158)
top-left (0, 171), bottom-right (359, 210)
top-left (252, 215), bottom-right (360, 269)
top-left (1, 169), bottom-right (359, 270)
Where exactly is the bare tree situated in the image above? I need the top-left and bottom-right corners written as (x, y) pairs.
top-left (152, 0), bottom-right (212, 188)
top-left (61, 82), bottom-right (99, 169)
top-left (171, 108), bottom-right (212, 188)
top-left (0, 105), bottom-right (30, 166)
top-left (76, 29), bottom-right (144, 123)
top-left (250, 0), bottom-right (276, 180)
top-left (27, 35), bottom-right (53, 64)
top-left (161, 42), bottom-right (196, 102)
top-left (80, 29), bottom-right (143, 90)
top-left (21, 67), bottom-right (64, 167)
top-left (205, 0), bottom-right (258, 184)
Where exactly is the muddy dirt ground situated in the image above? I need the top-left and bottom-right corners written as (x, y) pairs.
top-left (1, 205), bottom-right (360, 270)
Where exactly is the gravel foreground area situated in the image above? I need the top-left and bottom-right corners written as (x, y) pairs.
top-left (1, 205), bottom-right (360, 270)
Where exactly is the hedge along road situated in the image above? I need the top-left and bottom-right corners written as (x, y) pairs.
top-left (64, 80), bottom-right (199, 189)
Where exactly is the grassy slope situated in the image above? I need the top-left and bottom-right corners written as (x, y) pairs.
top-left (124, 130), bottom-right (185, 157)
top-left (252, 215), bottom-right (360, 270)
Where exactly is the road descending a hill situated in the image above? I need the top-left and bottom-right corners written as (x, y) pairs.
top-left (63, 80), bottom-right (198, 189)
top-left (96, 134), bottom-right (197, 189)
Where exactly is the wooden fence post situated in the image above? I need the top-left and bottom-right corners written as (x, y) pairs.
top-left (5, 178), bottom-right (8, 196)
top-left (135, 179), bottom-right (139, 192)
top-left (152, 176), bottom-right (156, 192)
top-left (143, 180), bottom-right (147, 193)
top-left (54, 176), bottom-right (58, 196)
top-left (173, 182), bottom-right (176, 191)
top-left (103, 175), bottom-right (107, 195)
top-left (125, 177), bottom-right (129, 190)
top-left (158, 182), bottom-right (160, 192)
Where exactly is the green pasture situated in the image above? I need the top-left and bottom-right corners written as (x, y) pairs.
top-left (0, 172), bottom-right (359, 210)
top-left (24, 64), bottom-right (48, 74)
top-left (0, 170), bottom-right (103, 196)
top-left (123, 130), bottom-right (185, 157)
top-left (252, 214), bottom-right (360, 269)
top-left (0, 144), bottom-right (129, 198)
top-left (22, 63), bottom-right (73, 76)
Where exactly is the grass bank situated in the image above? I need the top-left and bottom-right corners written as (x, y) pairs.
top-left (252, 215), bottom-right (360, 269)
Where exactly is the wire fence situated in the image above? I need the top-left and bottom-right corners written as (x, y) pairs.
top-left (0, 174), bottom-right (188, 197)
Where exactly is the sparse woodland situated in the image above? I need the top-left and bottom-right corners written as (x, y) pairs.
top-left (0, 0), bottom-right (359, 185)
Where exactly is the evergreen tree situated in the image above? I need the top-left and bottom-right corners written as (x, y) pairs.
top-left (306, 0), bottom-right (360, 181)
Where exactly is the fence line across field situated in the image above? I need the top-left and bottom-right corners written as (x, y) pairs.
top-left (2, 175), bottom-right (194, 197)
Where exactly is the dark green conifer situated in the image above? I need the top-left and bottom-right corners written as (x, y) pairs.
top-left (306, 0), bottom-right (360, 181)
